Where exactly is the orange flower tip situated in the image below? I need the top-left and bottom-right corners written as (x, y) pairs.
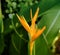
top-left (42, 26), bottom-right (46, 31)
top-left (40, 26), bottom-right (46, 33)
top-left (30, 9), bottom-right (32, 19)
top-left (16, 14), bottom-right (24, 21)
top-left (32, 7), bottom-right (40, 23)
top-left (31, 26), bottom-right (46, 42)
top-left (16, 14), bottom-right (20, 19)
top-left (37, 7), bottom-right (39, 11)
top-left (36, 7), bottom-right (39, 13)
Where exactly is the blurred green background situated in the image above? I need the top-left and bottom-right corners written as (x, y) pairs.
top-left (0, 0), bottom-right (60, 55)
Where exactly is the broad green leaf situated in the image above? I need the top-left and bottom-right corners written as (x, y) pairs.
top-left (9, 26), bottom-right (28, 55)
top-left (34, 4), bottom-right (60, 55)
top-left (20, 0), bottom-right (60, 19)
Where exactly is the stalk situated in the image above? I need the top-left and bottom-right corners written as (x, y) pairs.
top-left (28, 41), bottom-right (35, 55)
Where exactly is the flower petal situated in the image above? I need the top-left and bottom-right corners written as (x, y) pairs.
top-left (32, 7), bottom-right (39, 22)
top-left (32, 26), bottom-right (46, 41)
top-left (30, 9), bottom-right (32, 20)
top-left (16, 14), bottom-right (30, 33)
top-left (31, 7), bottom-right (39, 29)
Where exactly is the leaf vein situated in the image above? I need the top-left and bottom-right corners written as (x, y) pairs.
top-left (46, 10), bottom-right (60, 37)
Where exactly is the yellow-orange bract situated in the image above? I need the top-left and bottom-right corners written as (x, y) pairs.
top-left (16, 7), bottom-right (46, 55)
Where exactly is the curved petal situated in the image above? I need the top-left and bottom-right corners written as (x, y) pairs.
top-left (31, 7), bottom-right (39, 30)
top-left (32, 26), bottom-right (46, 41)
top-left (16, 14), bottom-right (30, 33)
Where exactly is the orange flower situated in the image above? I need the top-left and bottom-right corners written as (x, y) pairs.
top-left (16, 7), bottom-right (46, 55)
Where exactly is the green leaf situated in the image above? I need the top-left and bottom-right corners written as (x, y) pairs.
top-left (9, 27), bottom-right (28, 55)
top-left (20, 0), bottom-right (60, 19)
top-left (34, 4), bottom-right (60, 55)
top-left (0, 1), bottom-right (3, 33)
top-left (0, 1), bottom-right (5, 54)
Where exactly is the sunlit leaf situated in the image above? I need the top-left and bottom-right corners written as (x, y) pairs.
top-left (34, 4), bottom-right (60, 55)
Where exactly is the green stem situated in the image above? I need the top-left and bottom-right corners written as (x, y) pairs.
top-left (28, 41), bottom-right (35, 55)
top-left (11, 36), bottom-right (19, 53)
top-left (28, 42), bottom-right (30, 55)
top-left (0, 0), bottom-right (4, 33)
top-left (11, 19), bottom-right (28, 42)
top-left (34, 42), bottom-right (35, 55)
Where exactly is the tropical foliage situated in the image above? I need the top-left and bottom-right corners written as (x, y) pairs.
top-left (0, 0), bottom-right (60, 55)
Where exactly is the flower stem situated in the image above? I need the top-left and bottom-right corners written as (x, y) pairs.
top-left (34, 42), bottom-right (35, 55)
top-left (28, 41), bottom-right (35, 55)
